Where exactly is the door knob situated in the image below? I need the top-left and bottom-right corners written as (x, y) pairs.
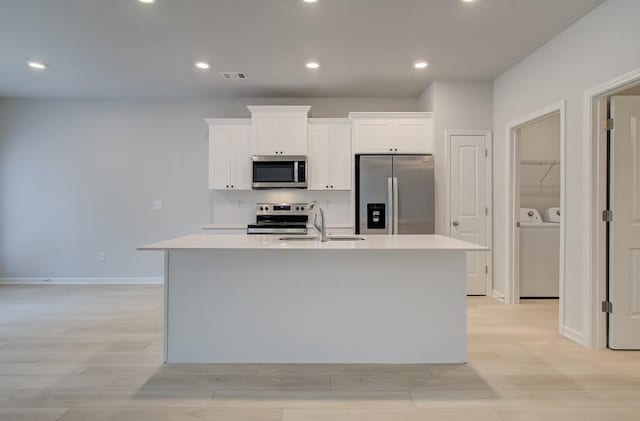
top-left (452, 220), bottom-right (459, 227)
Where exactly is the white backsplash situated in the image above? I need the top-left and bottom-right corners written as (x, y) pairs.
top-left (210, 190), bottom-right (352, 227)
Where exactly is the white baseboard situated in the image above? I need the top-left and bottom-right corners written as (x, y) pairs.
top-left (560, 325), bottom-right (586, 346)
top-left (492, 289), bottom-right (505, 301)
top-left (0, 277), bottom-right (163, 285)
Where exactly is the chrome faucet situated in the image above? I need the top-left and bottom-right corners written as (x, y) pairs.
top-left (307, 201), bottom-right (328, 242)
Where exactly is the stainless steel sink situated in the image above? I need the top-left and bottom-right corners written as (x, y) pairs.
top-left (278, 236), bottom-right (319, 241)
top-left (278, 236), bottom-right (365, 242)
top-left (327, 236), bottom-right (365, 241)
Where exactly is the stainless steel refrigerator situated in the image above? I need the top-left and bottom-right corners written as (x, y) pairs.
top-left (356, 155), bottom-right (435, 234)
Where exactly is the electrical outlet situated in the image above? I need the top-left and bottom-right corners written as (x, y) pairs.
top-left (152, 200), bottom-right (163, 210)
top-left (97, 252), bottom-right (106, 262)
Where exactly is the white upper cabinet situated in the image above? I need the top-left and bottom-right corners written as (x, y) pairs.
top-left (307, 119), bottom-right (352, 191)
top-left (248, 106), bottom-right (310, 156)
top-left (206, 119), bottom-right (251, 190)
top-left (350, 112), bottom-right (434, 154)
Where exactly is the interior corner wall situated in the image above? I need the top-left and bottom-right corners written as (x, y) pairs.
top-left (492, 0), bottom-right (640, 342)
top-left (0, 96), bottom-right (418, 280)
top-left (419, 80), bottom-right (493, 235)
top-left (418, 83), bottom-right (434, 112)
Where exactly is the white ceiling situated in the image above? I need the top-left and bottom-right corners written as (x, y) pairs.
top-left (0, 0), bottom-right (604, 99)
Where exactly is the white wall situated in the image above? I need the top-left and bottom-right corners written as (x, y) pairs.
top-left (210, 190), bottom-right (352, 227)
top-left (519, 113), bottom-right (561, 215)
top-left (493, 0), bottom-right (640, 341)
top-left (419, 81), bottom-right (493, 234)
top-left (0, 97), bottom-right (418, 280)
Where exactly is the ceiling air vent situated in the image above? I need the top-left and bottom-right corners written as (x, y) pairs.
top-left (220, 72), bottom-right (247, 80)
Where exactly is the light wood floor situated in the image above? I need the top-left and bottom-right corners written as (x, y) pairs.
top-left (1, 286), bottom-right (639, 421)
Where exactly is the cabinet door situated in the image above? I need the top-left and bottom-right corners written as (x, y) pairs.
top-left (209, 126), bottom-right (231, 190)
top-left (279, 116), bottom-right (308, 155)
top-left (353, 119), bottom-right (393, 153)
top-left (229, 125), bottom-right (251, 190)
top-left (393, 119), bottom-right (429, 153)
top-left (307, 126), bottom-right (332, 190)
top-left (329, 125), bottom-right (352, 190)
top-left (251, 116), bottom-right (280, 155)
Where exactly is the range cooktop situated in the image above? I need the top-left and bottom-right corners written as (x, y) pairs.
top-left (246, 203), bottom-right (309, 235)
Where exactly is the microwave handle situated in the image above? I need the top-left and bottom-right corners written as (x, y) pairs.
top-left (294, 161), bottom-right (299, 183)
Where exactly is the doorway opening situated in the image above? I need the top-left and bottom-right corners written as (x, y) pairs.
top-left (505, 101), bottom-right (567, 338)
top-left (589, 82), bottom-right (640, 350)
top-left (585, 68), bottom-right (640, 349)
top-left (516, 113), bottom-right (562, 301)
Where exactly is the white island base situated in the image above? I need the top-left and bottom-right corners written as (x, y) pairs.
top-left (140, 234), bottom-right (486, 364)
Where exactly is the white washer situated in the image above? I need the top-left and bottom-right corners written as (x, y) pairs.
top-left (519, 208), bottom-right (560, 298)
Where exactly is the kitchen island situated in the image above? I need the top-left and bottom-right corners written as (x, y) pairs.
top-left (139, 234), bottom-right (487, 364)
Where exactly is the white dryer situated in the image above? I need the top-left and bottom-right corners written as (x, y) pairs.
top-left (519, 208), bottom-right (560, 298)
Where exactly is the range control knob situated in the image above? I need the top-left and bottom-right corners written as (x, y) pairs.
top-left (264, 207), bottom-right (269, 211)
top-left (259, 207), bottom-right (264, 211)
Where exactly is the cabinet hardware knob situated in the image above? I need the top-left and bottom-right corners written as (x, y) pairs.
top-left (452, 220), bottom-right (459, 227)
top-left (226, 185), bottom-right (229, 188)
top-left (330, 185), bottom-right (334, 188)
top-left (326, 185), bottom-right (329, 188)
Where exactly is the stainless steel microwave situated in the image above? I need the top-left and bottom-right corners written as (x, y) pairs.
top-left (251, 156), bottom-right (307, 189)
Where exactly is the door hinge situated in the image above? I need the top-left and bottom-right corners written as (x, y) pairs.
top-left (485, 265), bottom-right (488, 274)
top-left (602, 209), bottom-right (614, 222)
top-left (485, 207), bottom-right (489, 216)
top-left (606, 118), bottom-right (614, 131)
top-left (485, 148), bottom-right (489, 158)
top-left (602, 301), bottom-right (613, 313)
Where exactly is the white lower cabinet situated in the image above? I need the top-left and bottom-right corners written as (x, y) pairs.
top-left (207, 119), bottom-right (251, 190)
top-left (307, 119), bottom-right (352, 191)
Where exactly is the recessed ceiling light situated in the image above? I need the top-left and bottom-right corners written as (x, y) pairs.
top-left (27, 61), bottom-right (47, 70)
top-left (194, 61), bottom-right (210, 70)
top-left (138, 0), bottom-right (155, 4)
top-left (461, 0), bottom-right (476, 2)
top-left (305, 61), bottom-right (320, 69)
top-left (303, 0), bottom-right (318, 3)
top-left (414, 61), bottom-right (428, 69)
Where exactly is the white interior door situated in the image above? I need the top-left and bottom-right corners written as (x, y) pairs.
top-left (450, 134), bottom-right (488, 295)
top-left (609, 96), bottom-right (640, 349)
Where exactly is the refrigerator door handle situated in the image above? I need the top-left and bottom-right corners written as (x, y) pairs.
top-left (387, 177), bottom-right (393, 234)
top-left (393, 177), bottom-right (399, 234)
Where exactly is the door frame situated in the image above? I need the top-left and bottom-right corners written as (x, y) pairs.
top-left (583, 67), bottom-right (640, 349)
top-left (444, 130), bottom-right (493, 296)
top-left (504, 101), bottom-right (567, 333)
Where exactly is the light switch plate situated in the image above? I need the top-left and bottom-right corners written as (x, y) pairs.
top-left (152, 200), bottom-right (163, 210)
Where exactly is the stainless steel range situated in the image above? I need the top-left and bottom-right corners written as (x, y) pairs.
top-left (246, 203), bottom-right (309, 235)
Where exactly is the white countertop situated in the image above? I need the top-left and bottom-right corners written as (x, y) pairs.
top-left (200, 224), bottom-right (355, 230)
top-left (138, 234), bottom-right (488, 251)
